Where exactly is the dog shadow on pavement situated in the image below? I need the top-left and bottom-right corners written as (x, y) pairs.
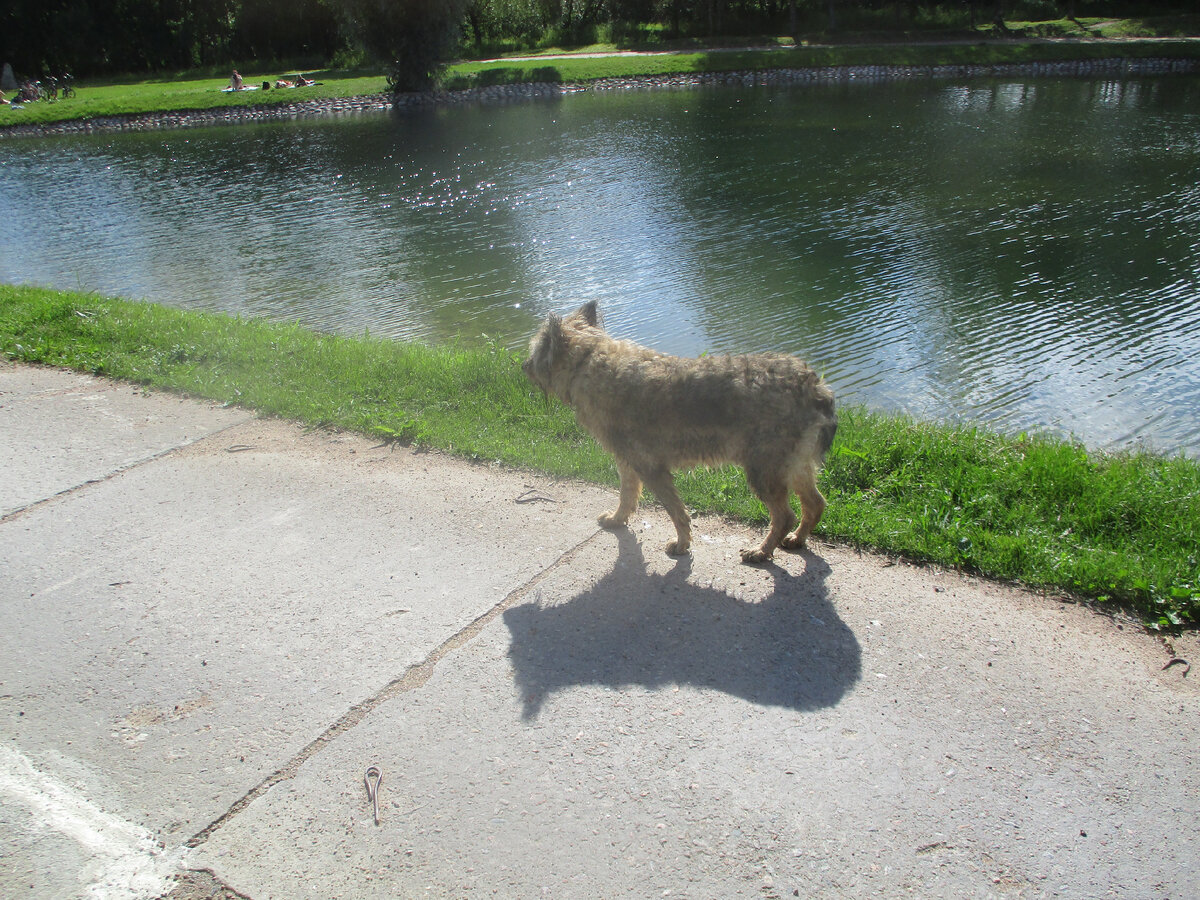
top-left (503, 528), bottom-right (861, 720)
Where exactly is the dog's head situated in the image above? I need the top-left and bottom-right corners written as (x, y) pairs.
top-left (522, 301), bottom-right (600, 396)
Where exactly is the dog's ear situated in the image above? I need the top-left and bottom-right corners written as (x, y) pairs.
top-left (572, 300), bottom-right (599, 328)
top-left (545, 313), bottom-right (566, 361)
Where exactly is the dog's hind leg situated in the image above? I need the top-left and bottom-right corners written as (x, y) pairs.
top-left (781, 460), bottom-right (827, 551)
top-left (599, 459), bottom-right (642, 529)
top-left (742, 463), bottom-right (798, 564)
top-left (639, 465), bottom-right (692, 556)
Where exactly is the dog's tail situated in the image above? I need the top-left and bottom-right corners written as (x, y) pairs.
top-left (818, 415), bottom-right (837, 460)
top-left (817, 415), bottom-right (837, 462)
top-left (813, 392), bottom-right (838, 462)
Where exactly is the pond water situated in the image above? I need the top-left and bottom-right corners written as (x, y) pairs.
top-left (3, 75), bottom-right (1199, 455)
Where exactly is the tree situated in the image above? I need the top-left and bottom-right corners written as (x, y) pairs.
top-left (330, 0), bottom-right (471, 92)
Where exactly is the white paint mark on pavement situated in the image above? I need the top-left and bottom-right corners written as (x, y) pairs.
top-left (0, 744), bottom-right (186, 899)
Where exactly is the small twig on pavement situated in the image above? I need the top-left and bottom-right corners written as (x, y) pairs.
top-left (365, 766), bottom-right (383, 825)
top-left (1162, 658), bottom-right (1190, 677)
top-left (516, 488), bottom-right (556, 504)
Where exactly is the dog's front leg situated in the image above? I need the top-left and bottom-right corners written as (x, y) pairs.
top-left (741, 464), bottom-right (797, 564)
top-left (781, 468), bottom-right (827, 551)
top-left (640, 466), bottom-right (692, 556)
top-left (598, 459), bottom-right (642, 530)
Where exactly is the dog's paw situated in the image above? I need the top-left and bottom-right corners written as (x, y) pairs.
top-left (739, 547), bottom-right (772, 565)
top-left (598, 512), bottom-right (628, 530)
top-left (780, 533), bottom-right (807, 551)
top-left (665, 540), bottom-right (691, 556)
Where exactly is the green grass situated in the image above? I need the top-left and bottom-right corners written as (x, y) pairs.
top-left (0, 69), bottom-right (389, 127)
top-left (990, 14), bottom-right (1200, 40)
top-left (3, 284), bottom-right (1197, 629)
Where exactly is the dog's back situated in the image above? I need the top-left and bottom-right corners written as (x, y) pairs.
top-left (559, 321), bottom-right (836, 473)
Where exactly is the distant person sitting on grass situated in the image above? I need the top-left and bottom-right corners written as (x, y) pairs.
top-left (295, 73), bottom-right (314, 86)
top-left (230, 70), bottom-right (243, 91)
top-left (0, 90), bottom-right (8, 105)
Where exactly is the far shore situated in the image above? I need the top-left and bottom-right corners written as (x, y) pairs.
top-left (2, 42), bottom-right (1198, 139)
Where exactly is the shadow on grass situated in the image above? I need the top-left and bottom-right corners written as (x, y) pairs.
top-left (504, 527), bottom-right (860, 720)
top-left (446, 66), bottom-right (564, 90)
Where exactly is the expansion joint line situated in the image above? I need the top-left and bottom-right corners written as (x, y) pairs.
top-left (0, 415), bottom-right (255, 524)
top-left (184, 527), bottom-right (605, 849)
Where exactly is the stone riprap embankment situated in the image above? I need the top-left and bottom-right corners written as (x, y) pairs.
top-left (580, 53), bottom-right (1198, 90)
top-left (2, 55), bottom-right (1195, 138)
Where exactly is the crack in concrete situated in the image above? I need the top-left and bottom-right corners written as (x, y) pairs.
top-left (182, 527), bottom-right (603, 850)
top-left (160, 868), bottom-right (253, 900)
top-left (0, 415), bottom-right (254, 525)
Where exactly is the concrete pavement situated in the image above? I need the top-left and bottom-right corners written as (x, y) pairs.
top-left (1, 360), bottom-right (1196, 899)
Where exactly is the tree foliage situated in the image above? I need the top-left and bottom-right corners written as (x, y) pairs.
top-left (232, 0), bottom-right (342, 64)
top-left (329, 0), bottom-right (472, 92)
top-left (1, 0), bottom-right (338, 77)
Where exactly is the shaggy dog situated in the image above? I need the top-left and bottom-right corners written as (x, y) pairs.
top-left (523, 301), bottom-right (837, 563)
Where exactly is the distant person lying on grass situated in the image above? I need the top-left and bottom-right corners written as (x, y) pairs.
top-left (275, 74), bottom-right (316, 89)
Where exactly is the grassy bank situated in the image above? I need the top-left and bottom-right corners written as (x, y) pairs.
top-left (3, 36), bottom-right (1198, 129)
top-left (0, 70), bottom-right (389, 128)
top-left (3, 284), bottom-right (1197, 629)
top-left (445, 38), bottom-right (1200, 89)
